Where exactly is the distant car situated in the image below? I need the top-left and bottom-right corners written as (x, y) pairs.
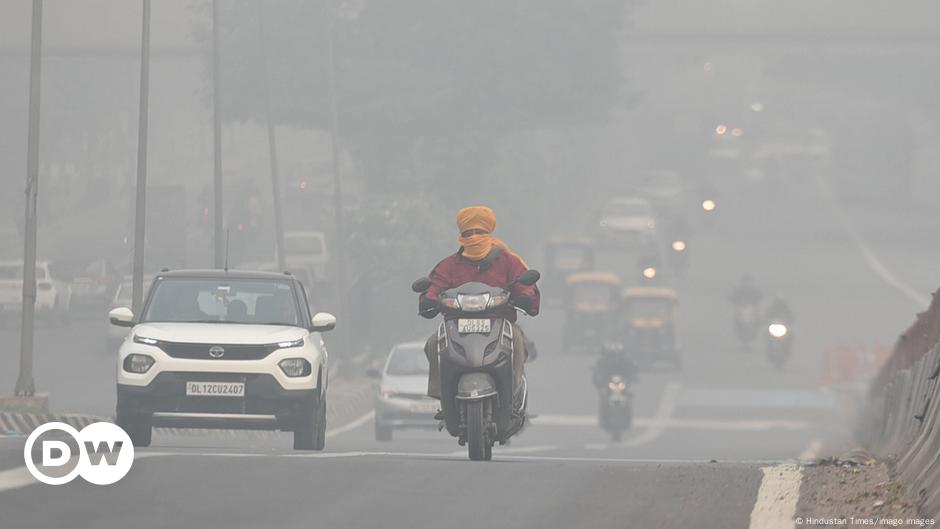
top-left (280, 231), bottom-right (329, 284)
top-left (70, 259), bottom-right (122, 311)
top-left (0, 260), bottom-right (72, 323)
top-left (638, 170), bottom-right (686, 212)
top-left (370, 341), bottom-right (438, 441)
top-left (598, 197), bottom-right (657, 248)
top-left (111, 269), bottom-right (336, 450)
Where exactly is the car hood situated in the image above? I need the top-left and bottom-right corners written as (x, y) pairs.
top-left (380, 374), bottom-right (429, 395)
top-left (131, 322), bottom-right (307, 344)
top-left (601, 216), bottom-right (654, 231)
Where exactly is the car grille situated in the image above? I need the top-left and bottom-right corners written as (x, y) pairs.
top-left (157, 342), bottom-right (279, 360)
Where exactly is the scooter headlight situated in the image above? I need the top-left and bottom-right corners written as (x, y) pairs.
top-left (768, 323), bottom-right (788, 338)
top-left (487, 293), bottom-right (509, 308)
top-left (642, 267), bottom-right (657, 279)
top-left (457, 293), bottom-right (490, 312)
top-left (608, 381), bottom-right (627, 391)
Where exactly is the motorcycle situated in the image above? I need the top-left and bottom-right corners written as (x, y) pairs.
top-left (412, 270), bottom-right (540, 461)
top-left (593, 345), bottom-right (636, 441)
top-left (733, 303), bottom-right (761, 347)
top-left (765, 320), bottom-right (793, 369)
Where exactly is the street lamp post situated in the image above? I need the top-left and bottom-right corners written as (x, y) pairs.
top-left (14, 0), bottom-right (44, 397)
top-left (212, 0), bottom-right (225, 268)
top-left (131, 0), bottom-right (151, 317)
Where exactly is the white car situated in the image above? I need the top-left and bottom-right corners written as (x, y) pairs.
top-left (280, 231), bottom-right (329, 283)
top-left (598, 197), bottom-right (657, 247)
top-left (0, 260), bottom-right (72, 323)
top-left (369, 341), bottom-right (438, 441)
top-left (110, 269), bottom-right (336, 450)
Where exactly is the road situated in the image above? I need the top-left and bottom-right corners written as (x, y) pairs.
top-left (0, 177), bottom-right (935, 528)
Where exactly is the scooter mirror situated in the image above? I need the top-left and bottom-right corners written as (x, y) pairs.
top-left (516, 270), bottom-right (541, 286)
top-left (411, 277), bottom-right (432, 293)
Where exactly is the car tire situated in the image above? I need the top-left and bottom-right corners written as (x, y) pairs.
top-left (374, 419), bottom-right (392, 442)
top-left (294, 394), bottom-right (326, 451)
top-left (116, 413), bottom-right (152, 447)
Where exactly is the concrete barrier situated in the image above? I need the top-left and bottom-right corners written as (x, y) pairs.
top-left (861, 288), bottom-right (940, 518)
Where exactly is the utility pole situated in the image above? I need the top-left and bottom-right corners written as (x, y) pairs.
top-left (257, 0), bottom-right (287, 272)
top-left (212, 0), bottom-right (224, 268)
top-left (327, 17), bottom-right (349, 358)
top-left (14, 0), bottom-right (43, 397)
top-left (131, 0), bottom-right (151, 316)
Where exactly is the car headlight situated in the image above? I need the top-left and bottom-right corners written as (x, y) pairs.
top-left (672, 240), bottom-right (686, 252)
top-left (457, 293), bottom-right (490, 312)
top-left (123, 354), bottom-right (155, 373)
top-left (768, 323), bottom-right (788, 338)
top-left (278, 358), bottom-right (312, 377)
top-left (380, 388), bottom-right (395, 400)
top-left (133, 335), bottom-right (160, 345)
top-left (276, 338), bottom-right (304, 349)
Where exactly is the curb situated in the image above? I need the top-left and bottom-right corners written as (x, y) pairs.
top-left (0, 378), bottom-right (376, 438)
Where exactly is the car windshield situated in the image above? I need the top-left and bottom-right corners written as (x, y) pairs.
top-left (385, 345), bottom-right (428, 376)
top-left (625, 298), bottom-right (673, 320)
top-left (572, 284), bottom-right (615, 310)
top-left (285, 235), bottom-right (324, 255)
top-left (141, 277), bottom-right (301, 326)
top-left (605, 201), bottom-right (649, 217)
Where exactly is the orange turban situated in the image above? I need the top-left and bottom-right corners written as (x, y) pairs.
top-left (456, 206), bottom-right (525, 265)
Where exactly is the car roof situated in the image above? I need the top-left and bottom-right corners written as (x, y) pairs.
top-left (155, 269), bottom-right (297, 281)
top-left (390, 341), bottom-right (427, 353)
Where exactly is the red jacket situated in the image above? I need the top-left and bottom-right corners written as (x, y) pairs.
top-left (421, 247), bottom-right (540, 322)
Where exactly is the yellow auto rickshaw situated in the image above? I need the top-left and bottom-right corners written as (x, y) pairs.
top-left (544, 238), bottom-right (596, 297)
top-left (563, 272), bottom-right (622, 353)
top-left (622, 287), bottom-right (680, 369)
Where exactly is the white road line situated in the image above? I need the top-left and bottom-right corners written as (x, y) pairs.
top-left (620, 382), bottom-right (680, 448)
top-left (446, 444), bottom-right (557, 457)
top-left (325, 410), bottom-right (374, 438)
top-left (533, 415), bottom-right (808, 431)
top-left (748, 464), bottom-right (802, 529)
top-left (798, 439), bottom-right (822, 461)
top-left (816, 174), bottom-right (929, 307)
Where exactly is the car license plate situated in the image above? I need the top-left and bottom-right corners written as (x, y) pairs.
top-left (457, 319), bottom-right (490, 334)
top-left (185, 381), bottom-right (245, 397)
top-left (412, 401), bottom-right (439, 414)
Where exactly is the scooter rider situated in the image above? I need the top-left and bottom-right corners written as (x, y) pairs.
top-left (418, 206), bottom-right (540, 410)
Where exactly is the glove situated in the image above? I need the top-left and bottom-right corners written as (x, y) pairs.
top-left (418, 296), bottom-right (439, 319)
top-left (511, 294), bottom-right (534, 314)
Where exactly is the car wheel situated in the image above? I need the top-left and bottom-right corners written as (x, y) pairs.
top-left (374, 419), bottom-right (392, 442)
top-left (116, 412), bottom-right (152, 447)
top-left (294, 394), bottom-right (326, 451)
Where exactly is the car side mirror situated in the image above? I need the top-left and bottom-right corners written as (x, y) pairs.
top-left (109, 307), bottom-right (135, 327)
top-left (311, 312), bottom-right (337, 332)
top-left (411, 277), bottom-right (432, 293)
top-left (365, 367), bottom-right (382, 379)
top-left (516, 270), bottom-right (541, 286)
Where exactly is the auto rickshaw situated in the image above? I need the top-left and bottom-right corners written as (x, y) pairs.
top-left (563, 272), bottom-right (622, 353)
top-left (622, 287), bottom-right (680, 369)
top-left (544, 238), bottom-right (595, 298)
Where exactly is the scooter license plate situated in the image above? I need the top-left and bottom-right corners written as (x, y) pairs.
top-left (457, 319), bottom-right (491, 334)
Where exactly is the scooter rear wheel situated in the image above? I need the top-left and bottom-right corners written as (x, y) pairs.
top-left (466, 400), bottom-right (492, 461)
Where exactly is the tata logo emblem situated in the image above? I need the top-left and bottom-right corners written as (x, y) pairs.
top-left (208, 346), bottom-right (225, 358)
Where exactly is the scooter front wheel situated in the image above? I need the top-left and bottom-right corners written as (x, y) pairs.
top-left (466, 400), bottom-right (492, 461)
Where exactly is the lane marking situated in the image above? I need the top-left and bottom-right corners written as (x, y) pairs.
top-left (446, 444), bottom-right (557, 457)
top-left (816, 174), bottom-right (929, 307)
top-left (0, 453), bottom-right (161, 493)
top-left (798, 439), bottom-right (822, 461)
top-left (533, 415), bottom-right (809, 431)
top-left (748, 464), bottom-right (802, 529)
top-left (620, 382), bottom-right (680, 448)
top-left (325, 410), bottom-right (374, 439)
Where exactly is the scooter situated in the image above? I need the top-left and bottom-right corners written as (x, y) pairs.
top-left (765, 320), bottom-right (793, 370)
top-left (599, 374), bottom-right (633, 442)
top-left (412, 270), bottom-right (540, 461)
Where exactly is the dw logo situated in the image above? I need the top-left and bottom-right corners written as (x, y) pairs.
top-left (23, 422), bottom-right (135, 485)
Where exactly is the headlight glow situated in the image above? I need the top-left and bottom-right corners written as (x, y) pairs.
top-left (608, 381), bottom-right (627, 391)
top-left (133, 335), bottom-right (159, 345)
top-left (276, 338), bottom-right (304, 349)
top-left (768, 323), bottom-right (788, 338)
top-left (672, 240), bottom-right (686, 252)
top-left (278, 358), bottom-right (312, 377)
top-left (642, 267), bottom-right (657, 279)
top-left (457, 293), bottom-right (490, 312)
top-left (702, 199), bottom-right (717, 212)
top-left (123, 354), bottom-right (155, 373)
